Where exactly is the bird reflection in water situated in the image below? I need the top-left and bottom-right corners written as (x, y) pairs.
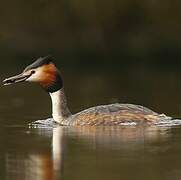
top-left (5, 125), bottom-right (172, 180)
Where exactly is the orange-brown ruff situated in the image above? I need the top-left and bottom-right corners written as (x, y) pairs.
top-left (3, 56), bottom-right (171, 126)
top-left (37, 63), bottom-right (59, 89)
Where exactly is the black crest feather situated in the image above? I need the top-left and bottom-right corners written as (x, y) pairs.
top-left (24, 55), bottom-right (54, 72)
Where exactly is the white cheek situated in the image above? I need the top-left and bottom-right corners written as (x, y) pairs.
top-left (26, 71), bottom-right (43, 82)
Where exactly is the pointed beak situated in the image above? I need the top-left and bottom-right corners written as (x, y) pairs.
top-left (3, 72), bottom-right (32, 86)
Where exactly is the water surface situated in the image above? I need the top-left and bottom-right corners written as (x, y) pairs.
top-left (2, 125), bottom-right (181, 180)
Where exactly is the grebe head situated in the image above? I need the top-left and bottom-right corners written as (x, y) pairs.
top-left (3, 55), bottom-right (63, 93)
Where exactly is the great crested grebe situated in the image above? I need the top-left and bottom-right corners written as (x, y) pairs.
top-left (3, 56), bottom-right (170, 125)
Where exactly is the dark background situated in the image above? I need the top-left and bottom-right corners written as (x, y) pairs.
top-left (1, 0), bottom-right (181, 65)
top-left (1, 0), bottom-right (181, 119)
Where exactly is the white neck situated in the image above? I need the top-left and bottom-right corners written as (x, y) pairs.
top-left (49, 88), bottom-right (72, 124)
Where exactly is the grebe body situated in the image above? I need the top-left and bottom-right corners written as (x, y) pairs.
top-left (3, 56), bottom-right (170, 126)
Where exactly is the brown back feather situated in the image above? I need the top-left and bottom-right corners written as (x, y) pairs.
top-left (70, 104), bottom-right (168, 126)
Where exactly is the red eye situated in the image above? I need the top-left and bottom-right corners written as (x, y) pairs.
top-left (31, 70), bottom-right (36, 74)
